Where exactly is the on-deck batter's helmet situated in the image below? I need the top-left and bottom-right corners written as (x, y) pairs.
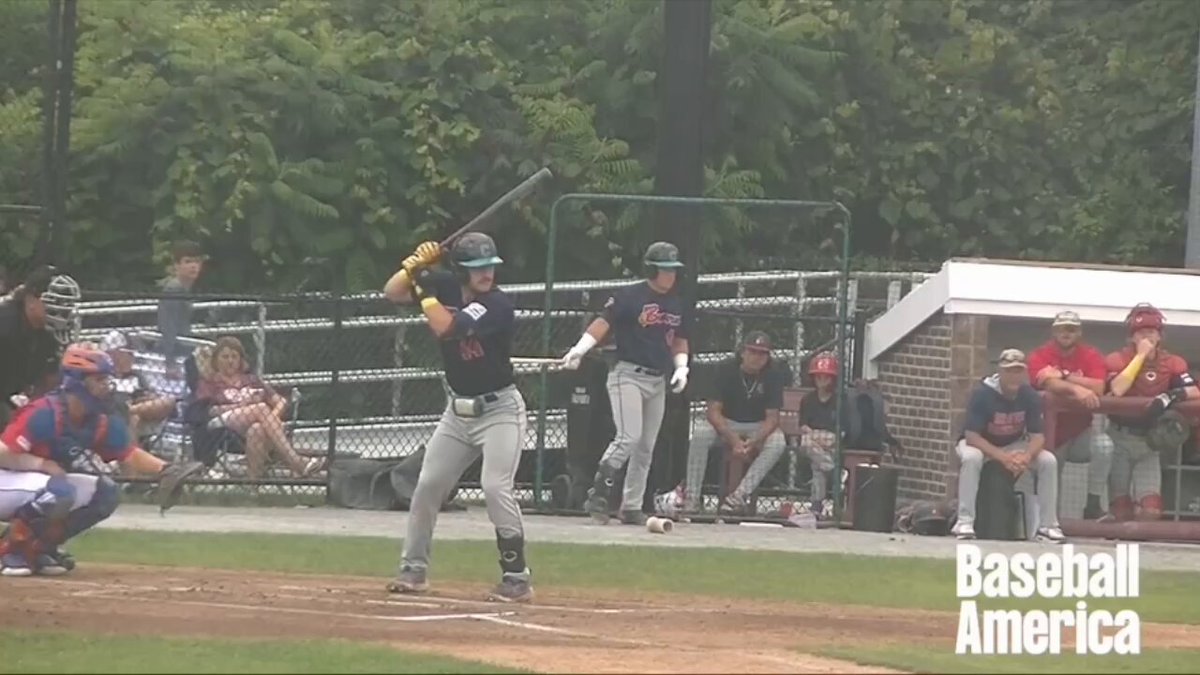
top-left (1125, 303), bottom-right (1165, 334)
top-left (449, 233), bottom-right (503, 278)
top-left (643, 242), bottom-right (685, 278)
top-left (808, 352), bottom-right (839, 377)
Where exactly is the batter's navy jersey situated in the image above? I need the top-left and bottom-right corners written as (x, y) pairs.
top-left (430, 271), bottom-right (515, 397)
top-left (602, 281), bottom-right (687, 373)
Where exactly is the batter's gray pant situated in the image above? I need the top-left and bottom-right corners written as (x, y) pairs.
top-left (683, 420), bottom-right (786, 511)
top-left (401, 385), bottom-right (528, 579)
top-left (1058, 415), bottom-right (1114, 497)
top-left (597, 362), bottom-right (667, 512)
top-left (956, 439), bottom-right (1060, 535)
top-left (1108, 427), bottom-right (1164, 502)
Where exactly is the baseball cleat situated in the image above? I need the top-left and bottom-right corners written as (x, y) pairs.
top-left (487, 576), bottom-right (533, 604)
top-left (619, 510), bottom-right (648, 526)
top-left (1, 552), bottom-right (34, 577)
top-left (1036, 526), bottom-right (1067, 544)
top-left (952, 521), bottom-right (976, 540)
top-left (584, 489), bottom-right (610, 525)
top-left (35, 548), bottom-right (75, 576)
top-left (386, 566), bottom-right (429, 594)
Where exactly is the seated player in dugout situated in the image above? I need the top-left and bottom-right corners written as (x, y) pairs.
top-left (798, 351), bottom-right (842, 520)
top-left (654, 331), bottom-right (790, 516)
top-left (0, 346), bottom-right (177, 576)
top-left (952, 349), bottom-right (1065, 543)
top-left (1025, 311), bottom-right (1113, 520)
top-left (1103, 303), bottom-right (1199, 522)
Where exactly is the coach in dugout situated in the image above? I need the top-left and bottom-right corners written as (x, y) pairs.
top-left (656, 331), bottom-right (791, 515)
top-left (1026, 310), bottom-right (1113, 520)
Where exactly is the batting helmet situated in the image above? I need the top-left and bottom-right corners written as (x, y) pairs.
top-left (643, 242), bottom-right (684, 277)
top-left (896, 499), bottom-right (955, 536)
top-left (1125, 303), bottom-right (1165, 334)
top-left (449, 233), bottom-right (503, 278)
top-left (808, 352), bottom-right (839, 377)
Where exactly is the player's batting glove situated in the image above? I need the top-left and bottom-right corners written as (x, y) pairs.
top-left (414, 241), bottom-right (443, 266)
top-left (670, 365), bottom-right (689, 394)
top-left (561, 347), bottom-right (586, 370)
top-left (1147, 388), bottom-right (1188, 420)
top-left (401, 254), bottom-right (424, 277)
top-left (410, 266), bottom-right (436, 301)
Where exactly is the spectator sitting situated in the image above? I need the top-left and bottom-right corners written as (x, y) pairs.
top-left (953, 349), bottom-right (1064, 543)
top-left (157, 240), bottom-right (204, 370)
top-left (1026, 310), bottom-right (1113, 520)
top-left (100, 330), bottom-right (176, 438)
top-left (196, 336), bottom-right (320, 479)
top-left (798, 351), bottom-right (842, 519)
top-left (657, 331), bottom-right (790, 515)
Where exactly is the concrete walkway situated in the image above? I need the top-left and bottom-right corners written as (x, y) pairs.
top-left (101, 504), bottom-right (1200, 573)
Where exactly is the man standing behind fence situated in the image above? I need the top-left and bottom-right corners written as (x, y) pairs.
top-left (156, 241), bottom-right (204, 369)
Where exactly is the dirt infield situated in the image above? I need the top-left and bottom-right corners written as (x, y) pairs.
top-left (4, 565), bottom-right (1197, 673)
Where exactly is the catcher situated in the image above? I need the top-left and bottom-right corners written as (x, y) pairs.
top-left (0, 345), bottom-right (203, 576)
top-left (1104, 304), bottom-right (1199, 521)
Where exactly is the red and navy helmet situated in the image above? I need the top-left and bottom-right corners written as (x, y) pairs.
top-left (60, 345), bottom-right (115, 380)
top-left (1125, 303), bottom-right (1165, 334)
top-left (808, 352), bottom-right (839, 377)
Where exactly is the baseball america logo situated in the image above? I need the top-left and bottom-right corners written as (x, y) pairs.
top-left (955, 544), bottom-right (1141, 655)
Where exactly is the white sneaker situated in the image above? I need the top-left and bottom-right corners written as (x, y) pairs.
top-left (952, 521), bottom-right (976, 540)
top-left (1036, 526), bottom-right (1067, 543)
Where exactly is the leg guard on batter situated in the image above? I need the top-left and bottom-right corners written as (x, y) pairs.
top-left (495, 531), bottom-right (528, 577)
top-left (64, 476), bottom-right (119, 540)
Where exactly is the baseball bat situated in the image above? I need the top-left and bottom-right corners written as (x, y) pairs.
top-left (439, 167), bottom-right (554, 249)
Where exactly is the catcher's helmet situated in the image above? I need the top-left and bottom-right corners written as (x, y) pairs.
top-left (61, 345), bottom-right (115, 380)
top-left (808, 352), bottom-right (839, 377)
top-left (450, 233), bottom-right (503, 273)
top-left (1125, 303), bottom-right (1165, 334)
top-left (643, 241), bottom-right (684, 277)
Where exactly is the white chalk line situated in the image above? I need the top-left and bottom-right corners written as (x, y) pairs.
top-left (92, 593), bottom-right (520, 624)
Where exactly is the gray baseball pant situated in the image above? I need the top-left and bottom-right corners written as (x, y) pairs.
top-left (801, 429), bottom-right (838, 501)
top-left (956, 439), bottom-right (1060, 535)
top-left (1058, 415), bottom-right (1114, 497)
top-left (401, 385), bottom-right (528, 580)
top-left (1108, 427), bottom-right (1163, 502)
top-left (597, 362), bottom-right (666, 512)
top-left (683, 420), bottom-right (786, 511)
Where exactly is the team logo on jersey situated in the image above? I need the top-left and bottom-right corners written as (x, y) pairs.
top-left (459, 337), bottom-right (485, 361)
top-left (638, 303), bottom-right (682, 328)
top-left (15, 434), bottom-right (30, 451)
top-left (1145, 371), bottom-right (1157, 382)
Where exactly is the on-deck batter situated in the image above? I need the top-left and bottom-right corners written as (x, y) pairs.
top-left (382, 233), bottom-right (532, 603)
top-left (561, 242), bottom-right (691, 525)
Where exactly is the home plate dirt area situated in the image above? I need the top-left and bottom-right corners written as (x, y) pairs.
top-left (6, 565), bottom-right (1195, 674)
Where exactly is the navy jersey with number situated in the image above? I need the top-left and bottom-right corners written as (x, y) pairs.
top-left (429, 271), bottom-right (515, 396)
top-left (602, 281), bottom-right (687, 372)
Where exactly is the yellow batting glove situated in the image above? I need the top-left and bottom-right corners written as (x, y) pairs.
top-left (401, 254), bottom-right (423, 276)
top-left (414, 241), bottom-right (443, 266)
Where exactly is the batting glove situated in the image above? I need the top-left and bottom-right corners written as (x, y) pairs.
top-left (413, 241), bottom-right (442, 266)
top-left (670, 366), bottom-right (689, 393)
top-left (562, 333), bottom-right (598, 371)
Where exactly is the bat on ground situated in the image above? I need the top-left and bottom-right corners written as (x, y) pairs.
top-left (511, 357), bottom-right (563, 366)
top-left (439, 167), bottom-right (553, 249)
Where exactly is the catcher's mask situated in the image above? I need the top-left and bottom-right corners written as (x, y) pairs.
top-left (1148, 409), bottom-right (1191, 458)
top-left (43, 273), bottom-right (82, 346)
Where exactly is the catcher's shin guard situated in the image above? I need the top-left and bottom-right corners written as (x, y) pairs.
top-left (1136, 494), bottom-right (1163, 521)
top-left (64, 476), bottom-right (119, 540)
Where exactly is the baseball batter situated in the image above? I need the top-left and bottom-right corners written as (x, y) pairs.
top-left (1103, 303), bottom-right (1197, 521)
top-left (562, 242), bottom-right (690, 525)
top-left (382, 233), bottom-right (533, 603)
top-left (0, 346), bottom-right (178, 575)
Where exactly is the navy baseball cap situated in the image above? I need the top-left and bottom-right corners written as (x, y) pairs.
top-left (743, 331), bottom-right (772, 352)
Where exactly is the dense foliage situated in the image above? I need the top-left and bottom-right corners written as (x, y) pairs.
top-left (0, 0), bottom-right (1195, 291)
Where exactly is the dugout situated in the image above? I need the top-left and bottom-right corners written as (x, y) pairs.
top-left (861, 258), bottom-right (1200, 537)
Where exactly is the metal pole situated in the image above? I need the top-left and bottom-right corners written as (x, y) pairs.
top-left (1186, 29), bottom-right (1200, 269)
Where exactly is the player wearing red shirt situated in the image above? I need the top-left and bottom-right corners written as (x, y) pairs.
top-left (0, 346), bottom-right (171, 576)
top-left (1103, 304), bottom-right (1199, 521)
top-left (1026, 311), bottom-right (1113, 520)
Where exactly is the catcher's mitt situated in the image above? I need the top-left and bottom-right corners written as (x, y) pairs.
top-left (157, 461), bottom-right (207, 514)
top-left (1147, 409), bottom-right (1190, 457)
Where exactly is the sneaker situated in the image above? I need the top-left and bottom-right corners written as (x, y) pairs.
top-left (584, 489), bottom-right (610, 525)
top-left (486, 575), bottom-right (533, 604)
top-left (0, 551), bottom-right (34, 577)
top-left (952, 521), bottom-right (976, 540)
top-left (35, 548), bottom-right (75, 576)
top-left (619, 510), bottom-right (647, 526)
top-left (654, 486), bottom-right (686, 517)
top-left (718, 496), bottom-right (750, 517)
top-left (1036, 526), bottom-right (1067, 543)
top-left (386, 566), bottom-right (429, 594)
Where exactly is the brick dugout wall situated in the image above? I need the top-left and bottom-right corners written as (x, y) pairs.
top-left (874, 312), bottom-right (991, 502)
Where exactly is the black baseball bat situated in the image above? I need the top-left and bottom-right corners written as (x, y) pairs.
top-left (439, 167), bottom-right (553, 249)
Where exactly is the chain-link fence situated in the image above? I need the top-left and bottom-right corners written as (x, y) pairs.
top-left (71, 267), bottom-right (930, 509)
